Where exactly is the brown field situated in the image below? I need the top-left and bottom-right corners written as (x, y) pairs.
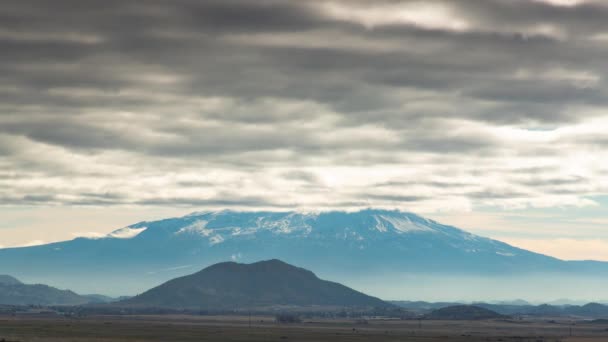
top-left (1, 314), bottom-right (607, 342)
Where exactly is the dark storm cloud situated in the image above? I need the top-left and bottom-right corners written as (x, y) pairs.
top-left (468, 190), bottom-right (531, 200)
top-left (516, 176), bottom-right (587, 187)
top-left (0, 194), bottom-right (58, 206)
top-left (403, 134), bottom-right (498, 153)
top-left (0, 119), bottom-right (134, 150)
top-left (365, 194), bottom-right (430, 202)
top-left (2, 0), bottom-right (607, 128)
top-left (568, 134), bottom-right (608, 148)
top-left (1, 0), bottom-right (608, 208)
top-left (281, 170), bottom-right (321, 184)
top-left (0, 145), bottom-right (11, 157)
top-left (375, 180), bottom-right (476, 189)
top-left (135, 195), bottom-right (292, 208)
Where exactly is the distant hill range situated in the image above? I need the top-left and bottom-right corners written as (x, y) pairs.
top-left (0, 275), bottom-right (124, 306)
top-left (0, 274), bottom-right (89, 306)
top-left (479, 302), bottom-right (608, 318)
top-left (121, 259), bottom-right (391, 310)
top-left (393, 301), bottom-right (608, 319)
top-left (424, 305), bottom-right (505, 320)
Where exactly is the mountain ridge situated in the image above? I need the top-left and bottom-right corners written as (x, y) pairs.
top-left (0, 275), bottom-right (23, 286)
top-left (0, 276), bottom-right (90, 306)
top-left (1, 209), bottom-right (607, 298)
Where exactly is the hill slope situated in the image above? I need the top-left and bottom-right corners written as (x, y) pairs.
top-left (123, 259), bottom-right (390, 310)
top-left (0, 275), bottom-right (22, 286)
top-left (0, 276), bottom-right (89, 306)
top-left (1, 209), bottom-right (608, 297)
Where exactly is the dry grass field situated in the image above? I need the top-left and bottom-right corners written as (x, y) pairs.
top-left (1, 315), bottom-right (607, 342)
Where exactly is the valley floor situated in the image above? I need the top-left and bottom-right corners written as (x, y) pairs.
top-left (0, 314), bottom-right (605, 342)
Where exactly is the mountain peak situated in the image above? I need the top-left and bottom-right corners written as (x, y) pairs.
top-left (255, 258), bottom-right (289, 266)
top-left (0, 275), bottom-right (22, 285)
top-left (195, 258), bottom-right (316, 280)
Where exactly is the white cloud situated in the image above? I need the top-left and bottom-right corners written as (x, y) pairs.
top-left (17, 240), bottom-right (46, 247)
top-left (322, 1), bottom-right (470, 31)
top-left (73, 232), bottom-right (107, 239)
top-left (533, 0), bottom-right (589, 6)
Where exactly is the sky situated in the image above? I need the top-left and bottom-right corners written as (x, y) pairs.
top-left (1, 0), bottom-right (608, 260)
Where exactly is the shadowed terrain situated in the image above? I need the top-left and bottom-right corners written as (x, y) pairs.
top-left (0, 314), bottom-right (602, 342)
top-left (0, 275), bottom-right (88, 306)
top-left (122, 259), bottom-right (390, 310)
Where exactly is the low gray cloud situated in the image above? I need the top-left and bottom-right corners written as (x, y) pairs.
top-left (1, 0), bottom-right (608, 211)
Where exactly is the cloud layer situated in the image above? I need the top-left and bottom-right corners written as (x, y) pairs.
top-left (2, 0), bottom-right (608, 213)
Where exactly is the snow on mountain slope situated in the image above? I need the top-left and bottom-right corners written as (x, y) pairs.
top-left (374, 214), bottom-right (436, 233)
top-left (151, 209), bottom-right (513, 256)
top-left (0, 209), bottom-right (606, 296)
top-left (171, 211), bottom-right (318, 245)
top-left (175, 210), bottom-right (445, 239)
top-left (107, 226), bottom-right (148, 239)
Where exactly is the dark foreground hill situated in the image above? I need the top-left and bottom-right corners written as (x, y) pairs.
top-left (425, 305), bottom-right (505, 320)
top-left (122, 259), bottom-right (391, 310)
top-left (0, 275), bottom-right (89, 306)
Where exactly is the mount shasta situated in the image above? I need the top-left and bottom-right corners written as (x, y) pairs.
top-left (1, 209), bottom-right (606, 300)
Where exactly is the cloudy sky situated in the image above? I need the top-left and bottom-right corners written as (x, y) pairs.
top-left (2, 0), bottom-right (608, 259)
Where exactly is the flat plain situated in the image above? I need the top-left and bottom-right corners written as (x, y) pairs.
top-left (1, 315), bottom-right (607, 342)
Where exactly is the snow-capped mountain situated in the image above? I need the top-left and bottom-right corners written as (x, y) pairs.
top-left (1, 209), bottom-right (606, 299)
